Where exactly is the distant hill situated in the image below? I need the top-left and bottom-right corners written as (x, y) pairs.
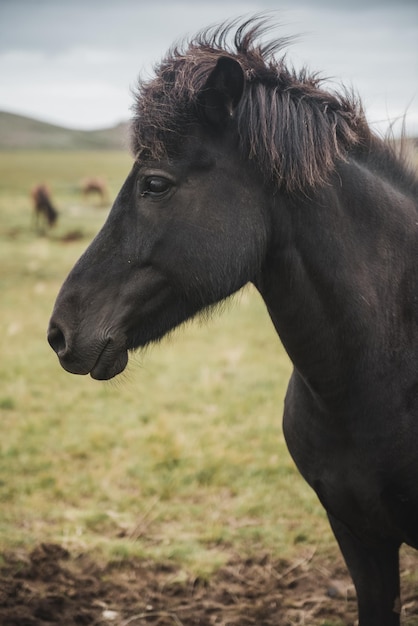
top-left (1, 110), bottom-right (417, 159)
top-left (0, 111), bottom-right (130, 150)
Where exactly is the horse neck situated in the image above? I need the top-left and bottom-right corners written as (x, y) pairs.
top-left (255, 159), bottom-right (417, 409)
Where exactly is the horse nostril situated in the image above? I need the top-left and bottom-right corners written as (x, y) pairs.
top-left (47, 324), bottom-right (67, 357)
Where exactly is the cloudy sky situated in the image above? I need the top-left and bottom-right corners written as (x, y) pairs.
top-left (0, 0), bottom-right (417, 137)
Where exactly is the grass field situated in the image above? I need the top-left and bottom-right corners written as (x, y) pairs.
top-left (1, 150), bottom-right (418, 626)
top-left (0, 149), bottom-right (336, 574)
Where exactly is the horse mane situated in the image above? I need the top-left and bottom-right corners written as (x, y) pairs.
top-left (131, 17), bottom-right (417, 194)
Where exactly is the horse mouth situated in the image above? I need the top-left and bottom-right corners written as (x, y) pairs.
top-left (89, 339), bottom-right (129, 380)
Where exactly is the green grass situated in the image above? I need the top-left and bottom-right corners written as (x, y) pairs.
top-left (0, 149), bottom-right (333, 575)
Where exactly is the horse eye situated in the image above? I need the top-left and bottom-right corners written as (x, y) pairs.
top-left (141, 176), bottom-right (171, 197)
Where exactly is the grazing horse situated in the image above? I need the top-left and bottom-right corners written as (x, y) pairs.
top-left (81, 176), bottom-right (109, 205)
top-left (47, 19), bottom-right (418, 625)
top-left (31, 184), bottom-right (58, 230)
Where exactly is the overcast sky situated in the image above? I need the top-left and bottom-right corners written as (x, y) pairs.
top-left (0, 0), bottom-right (417, 137)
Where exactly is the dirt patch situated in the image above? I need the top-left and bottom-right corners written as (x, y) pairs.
top-left (57, 230), bottom-right (85, 243)
top-left (0, 543), bottom-right (417, 625)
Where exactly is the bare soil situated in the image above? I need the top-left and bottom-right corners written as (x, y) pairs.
top-left (0, 543), bottom-right (417, 626)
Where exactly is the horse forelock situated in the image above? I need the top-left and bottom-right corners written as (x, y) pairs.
top-left (130, 17), bottom-right (400, 193)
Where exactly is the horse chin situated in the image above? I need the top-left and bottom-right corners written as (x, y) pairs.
top-left (89, 342), bottom-right (129, 381)
top-left (90, 351), bottom-right (128, 380)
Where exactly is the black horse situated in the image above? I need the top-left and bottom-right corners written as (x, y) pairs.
top-left (48, 19), bottom-right (418, 625)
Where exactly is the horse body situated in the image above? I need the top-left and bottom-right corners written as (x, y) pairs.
top-left (48, 19), bottom-right (418, 625)
top-left (257, 155), bottom-right (418, 623)
top-left (265, 167), bottom-right (417, 496)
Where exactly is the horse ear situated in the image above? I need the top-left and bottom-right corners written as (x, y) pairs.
top-left (198, 56), bottom-right (244, 128)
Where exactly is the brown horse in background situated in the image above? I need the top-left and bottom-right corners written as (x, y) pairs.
top-left (31, 184), bottom-right (58, 231)
top-left (81, 177), bottom-right (109, 205)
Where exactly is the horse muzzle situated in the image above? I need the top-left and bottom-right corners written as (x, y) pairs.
top-left (47, 321), bottom-right (129, 380)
